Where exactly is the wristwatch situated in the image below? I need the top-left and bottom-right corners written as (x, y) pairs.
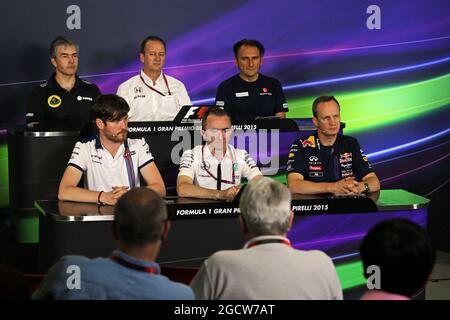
top-left (363, 182), bottom-right (370, 193)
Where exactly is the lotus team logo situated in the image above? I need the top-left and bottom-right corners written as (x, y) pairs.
top-left (48, 95), bottom-right (62, 108)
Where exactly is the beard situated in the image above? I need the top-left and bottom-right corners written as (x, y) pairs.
top-left (106, 130), bottom-right (128, 143)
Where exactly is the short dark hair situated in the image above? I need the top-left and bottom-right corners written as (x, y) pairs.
top-left (140, 35), bottom-right (167, 54)
top-left (312, 95), bottom-right (340, 117)
top-left (114, 188), bottom-right (168, 247)
top-left (91, 94), bottom-right (130, 123)
top-left (49, 36), bottom-right (78, 58)
top-left (201, 107), bottom-right (231, 130)
top-left (233, 39), bottom-right (265, 58)
top-left (360, 218), bottom-right (436, 297)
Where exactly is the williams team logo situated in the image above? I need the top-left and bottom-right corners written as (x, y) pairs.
top-left (48, 95), bottom-right (62, 108)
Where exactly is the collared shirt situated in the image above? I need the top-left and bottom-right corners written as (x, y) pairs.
top-left (190, 235), bottom-right (343, 300)
top-left (26, 73), bottom-right (101, 131)
top-left (32, 250), bottom-right (194, 300)
top-left (215, 74), bottom-right (288, 120)
top-left (117, 70), bottom-right (192, 121)
top-left (243, 235), bottom-right (291, 248)
top-left (286, 133), bottom-right (374, 182)
top-left (178, 144), bottom-right (261, 190)
top-left (67, 136), bottom-right (154, 191)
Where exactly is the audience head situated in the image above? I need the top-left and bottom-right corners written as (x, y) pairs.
top-left (360, 218), bottom-right (436, 297)
top-left (239, 178), bottom-right (292, 237)
top-left (114, 187), bottom-right (168, 248)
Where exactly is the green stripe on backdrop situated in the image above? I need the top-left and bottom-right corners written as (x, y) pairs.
top-left (287, 74), bottom-right (450, 134)
top-left (0, 144), bottom-right (9, 207)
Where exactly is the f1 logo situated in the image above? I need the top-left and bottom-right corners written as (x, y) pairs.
top-left (184, 106), bottom-right (199, 118)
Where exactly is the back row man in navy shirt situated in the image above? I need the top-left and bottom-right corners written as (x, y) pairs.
top-left (215, 39), bottom-right (288, 121)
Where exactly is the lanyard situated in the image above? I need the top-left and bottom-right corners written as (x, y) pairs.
top-left (247, 238), bottom-right (292, 248)
top-left (139, 73), bottom-right (172, 96)
top-left (110, 255), bottom-right (158, 274)
top-left (123, 142), bottom-right (136, 188)
top-left (201, 144), bottom-right (237, 185)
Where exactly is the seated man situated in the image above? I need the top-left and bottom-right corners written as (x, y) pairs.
top-left (287, 95), bottom-right (380, 195)
top-left (26, 36), bottom-right (101, 133)
top-left (360, 218), bottom-right (436, 300)
top-left (32, 187), bottom-right (194, 300)
top-left (58, 94), bottom-right (165, 205)
top-left (177, 107), bottom-right (262, 201)
top-left (190, 177), bottom-right (343, 300)
top-left (215, 39), bottom-right (288, 120)
top-left (117, 35), bottom-right (192, 121)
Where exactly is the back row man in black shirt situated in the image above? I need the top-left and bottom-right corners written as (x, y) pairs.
top-left (215, 39), bottom-right (288, 121)
top-left (26, 36), bottom-right (101, 133)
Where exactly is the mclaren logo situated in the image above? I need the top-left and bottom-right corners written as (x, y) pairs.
top-left (48, 95), bottom-right (62, 108)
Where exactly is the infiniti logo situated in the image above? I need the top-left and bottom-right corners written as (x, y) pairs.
top-left (309, 156), bottom-right (318, 161)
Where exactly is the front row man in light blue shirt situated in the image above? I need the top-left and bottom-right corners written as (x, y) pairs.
top-left (33, 188), bottom-right (194, 300)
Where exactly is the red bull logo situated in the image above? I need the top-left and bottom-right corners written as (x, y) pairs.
top-left (301, 136), bottom-right (316, 148)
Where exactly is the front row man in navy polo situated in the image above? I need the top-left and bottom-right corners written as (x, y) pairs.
top-left (287, 96), bottom-right (380, 195)
top-left (33, 188), bottom-right (194, 300)
top-left (58, 94), bottom-right (166, 205)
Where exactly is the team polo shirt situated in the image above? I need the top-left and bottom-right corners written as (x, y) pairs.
top-left (178, 144), bottom-right (261, 190)
top-left (67, 136), bottom-right (154, 191)
top-left (215, 74), bottom-right (288, 120)
top-left (26, 73), bottom-right (101, 130)
top-left (286, 133), bottom-right (374, 182)
top-left (117, 70), bottom-right (192, 121)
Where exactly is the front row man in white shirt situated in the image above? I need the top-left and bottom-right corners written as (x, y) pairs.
top-left (116, 35), bottom-right (192, 121)
top-left (177, 107), bottom-right (262, 201)
top-left (58, 94), bottom-right (166, 205)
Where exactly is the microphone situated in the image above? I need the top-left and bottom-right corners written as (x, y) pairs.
top-left (319, 128), bottom-right (328, 135)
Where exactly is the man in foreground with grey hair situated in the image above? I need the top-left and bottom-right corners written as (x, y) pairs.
top-left (190, 177), bottom-right (343, 300)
